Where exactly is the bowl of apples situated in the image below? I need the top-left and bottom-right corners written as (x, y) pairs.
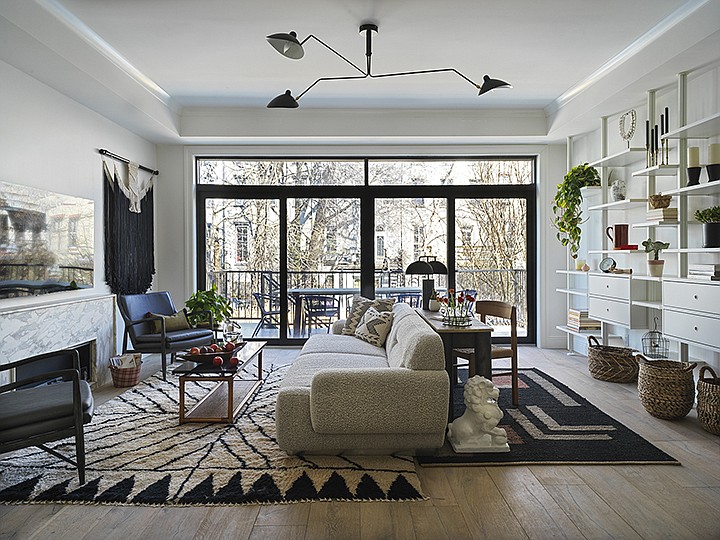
top-left (179, 341), bottom-right (244, 364)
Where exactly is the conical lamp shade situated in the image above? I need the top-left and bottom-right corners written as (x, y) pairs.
top-left (266, 32), bottom-right (304, 59)
top-left (267, 90), bottom-right (299, 108)
top-left (478, 75), bottom-right (512, 96)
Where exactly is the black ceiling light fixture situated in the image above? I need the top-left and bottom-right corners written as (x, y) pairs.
top-left (266, 23), bottom-right (511, 108)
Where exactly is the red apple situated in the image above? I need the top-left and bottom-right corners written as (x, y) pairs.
top-left (189, 347), bottom-right (200, 355)
top-left (223, 341), bottom-right (236, 352)
top-left (229, 357), bottom-right (239, 367)
top-left (210, 343), bottom-right (221, 352)
top-left (200, 346), bottom-right (210, 354)
top-left (212, 356), bottom-right (223, 366)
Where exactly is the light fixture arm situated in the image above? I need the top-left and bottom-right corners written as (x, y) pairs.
top-left (370, 67), bottom-right (480, 90)
top-left (295, 73), bottom-right (369, 101)
top-left (300, 34), bottom-right (366, 76)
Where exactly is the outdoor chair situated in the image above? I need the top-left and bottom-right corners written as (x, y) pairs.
top-left (395, 293), bottom-right (422, 307)
top-left (118, 291), bottom-right (214, 380)
top-left (252, 292), bottom-right (282, 337)
top-left (0, 349), bottom-right (94, 484)
top-left (452, 300), bottom-right (519, 405)
top-left (303, 295), bottom-right (341, 334)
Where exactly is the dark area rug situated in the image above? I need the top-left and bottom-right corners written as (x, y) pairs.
top-left (0, 365), bottom-right (423, 506)
top-left (417, 368), bottom-right (680, 466)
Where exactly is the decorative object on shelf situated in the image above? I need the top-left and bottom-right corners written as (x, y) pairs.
top-left (619, 109), bottom-right (636, 149)
top-left (575, 258), bottom-right (586, 270)
top-left (645, 108), bottom-right (669, 167)
top-left (185, 284), bottom-right (232, 328)
top-left (637, 355), bottom-right (696, 420)
top-left (696, 366), bottom-right (720, 436)
top-left (642, 238), bottom-right (670, 277)
top-left (266, 24), bottom-right (511, 108)
top-left (405, 255), bottom-right (448, 310)
top-left (609, 170), bottom-right (626, 201)
top-left (708, 143), bottom-right (720, 182)
top-left (587, 335), bottom-right (639, 383)
top-left (599, 257), bottom-right (616, 273)
top-left (428, 289), bottom-right (442, 312)
top-left (687, 146), bottom-right (701, 186)
top-left (439, 289), bottom-right (475, 326)
top-left (446, 376), bottom-right (510, 453)
top-left (648, 194), bottom-right (672, 209)
top-left (694, 205), bottom-right (720, 248)
top-left (552, 163), bottom-right (601, 260)
top-left (581, 262), bottom-right (590, 272)
top-left (642, 318), bottom-right (669, 359)
top-left (605, 223), bottom-right (629, 250)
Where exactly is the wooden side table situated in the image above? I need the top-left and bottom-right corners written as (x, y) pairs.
top-left (416, 310), bottom-right (493, 418)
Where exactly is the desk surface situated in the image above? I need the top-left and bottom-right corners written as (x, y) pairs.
top-left (416, 309), bottom-right (493, 333)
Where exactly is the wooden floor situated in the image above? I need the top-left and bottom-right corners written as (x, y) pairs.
top-left (2, 346), bottom-right (719, 540)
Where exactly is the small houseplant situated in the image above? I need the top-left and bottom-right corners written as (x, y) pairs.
top-left (694, 205), bottom-right (720, 248)
top-left (642, 238), bottom-right (670, 277)
top-left (552, 163), bottom-right (601, 259)
top-left (185, 284), bottom-right (232, 328)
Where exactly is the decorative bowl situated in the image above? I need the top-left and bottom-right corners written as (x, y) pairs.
top-left (648, 194), bottom-right (672, 209)
top-left (178, 343), bottom-right (245, 363)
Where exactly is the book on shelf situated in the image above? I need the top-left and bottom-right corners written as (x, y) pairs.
top-left (567, 309), bottom-right (601, 331)
top-left (688, 263), bottom-right (720, 272)
top-left (646, 208), bottom-right (678, 219)
top-left (688, 270), bottom-right (720, 276)
top-left (686, 274), bottom-right (720, 281)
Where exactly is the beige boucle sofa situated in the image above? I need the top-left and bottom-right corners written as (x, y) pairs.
top-left (276, 302), bottom-right (450, 455)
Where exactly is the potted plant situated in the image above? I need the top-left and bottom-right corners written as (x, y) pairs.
top-left (642, 238), bottom-right (670, 277)
top-left (695, 205), bottom-right (720, 248)
top-left (185, 284), bottom-right (232, 328)
top-left (552, 163), bottom-right (601, 259)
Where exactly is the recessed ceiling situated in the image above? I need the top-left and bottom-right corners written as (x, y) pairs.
top-left (56, 0), bottom-right (689, 109)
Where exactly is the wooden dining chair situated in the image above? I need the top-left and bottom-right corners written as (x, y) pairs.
top-left (453, 300), bottom-right (519, 405)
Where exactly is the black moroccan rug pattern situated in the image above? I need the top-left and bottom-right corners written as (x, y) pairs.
top-left (0, 365), bottom-right (423, 506)
top-left (417, 368), bottom-right (680, 466)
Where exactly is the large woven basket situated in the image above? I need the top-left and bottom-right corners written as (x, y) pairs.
top-left (637, 355), bottom-right (696, 420)
top-left (697, 366), bottom-right (720, 436)
top-left (587, 335), bottom-right (638, 383)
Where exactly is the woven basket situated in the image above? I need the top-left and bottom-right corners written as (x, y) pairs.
top-left (110, 363), bottom-right (142, 388)
top-left (587, 335), bottom-right (638, 383)
top-left (697, 366), bottom-right (720, 436)
top-left (637, 355), bottom-right (696, 420)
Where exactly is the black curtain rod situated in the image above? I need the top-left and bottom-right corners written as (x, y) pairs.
top-left (98, 148), bottom-right (159, 176)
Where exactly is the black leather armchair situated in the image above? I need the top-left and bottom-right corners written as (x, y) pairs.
top-left (117, 291), bottom-right (215, 380)
top-left (0, 349), bottom-right (94, 484)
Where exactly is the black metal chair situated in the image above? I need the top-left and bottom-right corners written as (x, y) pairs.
top-left (0, 349), bottom-right (94, 484)
top-left (118, 291), bottom-right (215, 380)
top-left (252, 292), bottom-right (282, 337)
top-left (395, 293), bottom-right (422, 308)
top-left (303, 295), bottom-right (341, 334)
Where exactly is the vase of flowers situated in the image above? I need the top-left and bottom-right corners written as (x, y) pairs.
top-left (428, 290), bottom-right (442, 312)
top-left (440, 289), bottom-right (475, 326)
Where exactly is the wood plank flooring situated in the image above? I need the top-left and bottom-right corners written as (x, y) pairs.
top-left (2, 346), bottom-right (719, 540)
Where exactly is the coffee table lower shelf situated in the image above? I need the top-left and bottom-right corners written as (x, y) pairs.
top-left (179, 377), bottom-right (262, 424)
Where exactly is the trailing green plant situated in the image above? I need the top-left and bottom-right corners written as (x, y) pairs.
top-left (694, 205), bottom-right (720, 223)
top-left (642, 238), bottom-right (670, 260)
top-left (185, 284), bottom-right (232, 326)
top-left (552, 163), bottom-right (601, 259)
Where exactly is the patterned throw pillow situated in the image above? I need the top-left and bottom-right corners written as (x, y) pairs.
top-left (341, 295), bottom-right (396, 335)
top-left (354, 307), bottom-right (395, 347)
top-left (146, 309), bottom-right (190, 333)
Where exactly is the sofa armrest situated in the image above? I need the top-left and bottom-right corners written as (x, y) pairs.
top-left (309, 368), bottom-right (449, 434)
top-left (331, 319), bottom-right (346, 335)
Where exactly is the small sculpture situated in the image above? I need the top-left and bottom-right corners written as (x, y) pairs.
top-left (447, 376), bottom-right (510, 453)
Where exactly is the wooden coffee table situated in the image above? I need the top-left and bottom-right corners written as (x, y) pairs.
top-left (173, 341), bottom-right (265, 424)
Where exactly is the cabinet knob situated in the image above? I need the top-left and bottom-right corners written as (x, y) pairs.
top-left (693, 295), bottom-right (698, 300)
top-left (694, 326), bottom-right (698, 331)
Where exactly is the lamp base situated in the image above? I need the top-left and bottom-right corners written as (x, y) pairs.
top-left (422, 279), bottom-right (434, 311)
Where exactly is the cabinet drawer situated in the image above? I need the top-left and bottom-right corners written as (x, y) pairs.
top-left (663, 280), bottom-right (720, 316)
top-left (589, 296), bottom-right (629, 326)
top-left (664, 309), bottom-right (720, 351)
top-left (589, 274), bottom-right (630, 299)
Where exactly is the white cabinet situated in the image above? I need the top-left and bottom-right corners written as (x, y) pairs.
top-left (663, 309), bottom-right (720, 351)
top-left (663, 279), bottom-right (720, 317)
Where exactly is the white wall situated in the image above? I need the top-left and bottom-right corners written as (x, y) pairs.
top-left (0, 59), bottom-right (157, 311)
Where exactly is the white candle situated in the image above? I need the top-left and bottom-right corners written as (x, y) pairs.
top-left (709, 143), bottom-right (720, 165)
top-left (688, 146), bottom-right (700, 167)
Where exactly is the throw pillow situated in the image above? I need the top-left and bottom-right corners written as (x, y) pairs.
top-left (146, 309), bottom-right (191, 333)
top-left (341, 295), bottom-right (396, 335)
top-left (354, 306), bottom-right (395, 347)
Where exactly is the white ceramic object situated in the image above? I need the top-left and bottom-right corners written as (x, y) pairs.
top-left (648, 260), bottom-right (665, 277)
top-left (447, 376), bottom-right (510, 453)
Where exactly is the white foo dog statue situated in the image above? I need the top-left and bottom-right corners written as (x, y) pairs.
top-left (447, 376), bottom-right (510, 453)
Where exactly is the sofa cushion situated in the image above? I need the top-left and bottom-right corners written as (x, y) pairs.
top-left (341, 295), bottom-right (395, 335)
top-left (282, 353), bottom-right (389, 388)
top-left (354, 307), bottom-right (394, 347)
top-left (387, 309), bottom-right (445, 370)
top-left (147, 309), bottom-right (190, 333)
top-left (299, 334), bottom-right (387, 359)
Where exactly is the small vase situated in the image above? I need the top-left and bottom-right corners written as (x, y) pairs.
top-left (687, 167), bottom-right (701, 186)
top-left (611, 179), bottom-right (626, 201)
top-left (648, 260), bottom-right (665, 277)
top-left (707, 164), bottom-right (720, 182)
top-left (428, 299), bottom-right (441, 312)
top-left (442, 308), bottom-right (473, 326)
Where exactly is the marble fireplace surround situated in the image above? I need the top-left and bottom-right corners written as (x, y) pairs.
top-left (0, 294), bottom-right (116, 387)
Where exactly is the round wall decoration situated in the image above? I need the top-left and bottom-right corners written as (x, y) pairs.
top-left (619, 109), bottom-right (637, 144)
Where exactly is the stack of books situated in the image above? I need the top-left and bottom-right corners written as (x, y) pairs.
top-left (687, 263), bottom-right (720, 281)
top-left (646, 207), bottom-right (678, 222)
top-left (567, 309), bottom-right (601, 332)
